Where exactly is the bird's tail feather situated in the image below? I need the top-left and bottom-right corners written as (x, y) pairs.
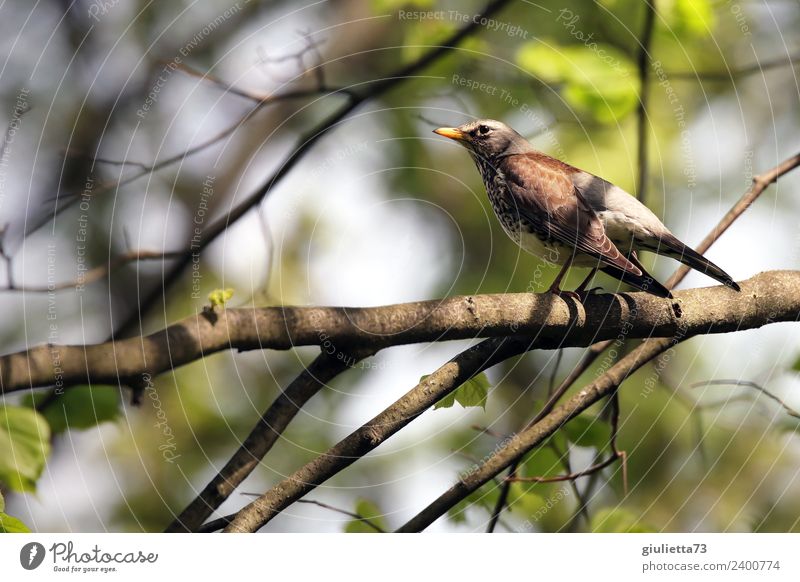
top-left (599, 262), bottom-right (673, 298)
top-left (655, 234), bottom-right (741, 291)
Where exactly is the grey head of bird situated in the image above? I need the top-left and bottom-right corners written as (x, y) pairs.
top-left (434, 119), bottom-right (534, 160)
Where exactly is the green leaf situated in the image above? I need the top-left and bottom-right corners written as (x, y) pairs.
top-left (662, 0), bottom-right (714, 38)
top-left (521, 443), bottom-right (568, 478)
top-left (344, 498), bottom-right (388, 533)
top-left (563, 415), bottom-right (611, 449)
top-left (0, 406), bottom-right (51, 492)
top-left (791, 354), bottom-right (800, 372)
top-left (25, 386), bottom-right (119, 434)
top-left (0, 512), bottom-right (31, 533)
top-left (516, 40), bottom-right (638, 122)
top-left (433, 372), bottom-right (491, 410)
top-left (508, 483), bottom-right (546, 515)
top-left (590, 507), bottom-right (656, 532)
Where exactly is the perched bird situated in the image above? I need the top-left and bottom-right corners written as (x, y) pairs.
top-left (433, 119), bottom-right (741, 298)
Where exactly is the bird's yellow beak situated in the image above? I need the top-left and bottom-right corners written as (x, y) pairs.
top-left (433, 127), bottom-right (467, 141)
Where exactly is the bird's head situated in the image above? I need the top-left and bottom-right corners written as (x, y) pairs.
top-left (433, 119), bottom-right (531, 159)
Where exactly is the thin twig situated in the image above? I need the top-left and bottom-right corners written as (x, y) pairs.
top-left (470, 425), bottom-right (505, 439)
top-left (549, 436), bottom-right (591, 525)
top-left (506, 454), bottom-right (621, 484)
top-left (0, 225), bottom-right (13, 290)
top-left (295, 499), bottom-right (386, 533)
top-left (691, 379), bottom-right (800, 420)
top-left (0, 249), bottom-right (186, 293)
top-left (668, 52), bottom-right (800, 80)
top-left (609, 389), bottom-right (628, 495)
top-left (547, 349), bottom-right (564, 398)
top-left (243, 495), bottom-right (387, 533)
top-left (198, 497), bottom-right (386, 533)
top-left (636, 0), bottom-right (656, 203)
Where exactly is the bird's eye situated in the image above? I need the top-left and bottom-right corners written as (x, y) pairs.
top-left (478, 124), bottom-right (491, 135)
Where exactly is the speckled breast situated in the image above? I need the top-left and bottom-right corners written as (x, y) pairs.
top-left (473, 155), bottom-right (572, 266)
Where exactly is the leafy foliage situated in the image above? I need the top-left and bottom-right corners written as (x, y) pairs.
top-left (433, 372), bottom-right (491, 410)
top-left (0, 406), bottom-right (51, 492)
top-left (25, 386), bottom-right (120, 434)
top-left (521, 436), bottom-right (569, 479)
top-left (661, 0), bottom-right (715, 38)
top-left (0, 491), bottom-right (30, 533)
top-left (590, 507), bottom-right (656, 533)
top-left (344, 498), bottom-right (389, 533)
top-left (563, 414), bottom-right (612, 449)
top-left (516, 40), bottom-right (638, 122)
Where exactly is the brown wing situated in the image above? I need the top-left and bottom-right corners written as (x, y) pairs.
top-left (499, 154), bottom-right (642, 276)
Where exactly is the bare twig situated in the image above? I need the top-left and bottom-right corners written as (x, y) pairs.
top-left (197, 497), bottom-right (387, 533)
top-left (240, 495), bottom-right (387, 533)
top-left (0, 249), bottom-right (186, 293)
top-left (636, 0), bottom-right (656, 203)
top-left (0, 226), bottom-right (13, 290)
top-left (294, 498), bottom-right (386, 533)
top-left (609, 389), bottom-right (628, 495)
top-left (548, 435), bottom-right (592, 525)
top-left (255, 32), bottom-right (327, 83)
top-left (691, 379), bottom-right (800, 420)
top-left (668, 52), bottom-right (800, 81)
top-left (506, 454), bottom-right (620, 484)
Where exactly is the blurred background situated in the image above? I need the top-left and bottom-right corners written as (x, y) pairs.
top-left (1, 0), bottom-right (799, 532)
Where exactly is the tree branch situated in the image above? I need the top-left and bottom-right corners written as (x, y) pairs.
top-left (636, 0), bottom-right (656, 203)
top-left (222, 335), bottom-right (533, 532)
top-left (220, 271), bottom-right (799, 532)
top-left (111, 0), bottom-right (515, 340)
top-left (3, 271), bottom-right (798, 395)
top-left (166, 349), bottom-right (372, 533)
top-left (400, 150), bottom-right (800, 531)
top-left (395, 334), bottom-right (693, 531)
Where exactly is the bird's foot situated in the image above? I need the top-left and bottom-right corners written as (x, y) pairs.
top-left (551, 289), bottom-right (581, 301)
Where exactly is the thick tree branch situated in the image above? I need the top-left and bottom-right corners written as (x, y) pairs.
top-left (165, 349), bottom-right (372, 533)
top-left (395, 334), bottom-right (658, 532)
top-left (447, 150), bottom-right (800, 532)
top-left (2, 271), bottom-right (798, 395)
top-left (221, 271), bottom-right (799, 532)
top-left (222, 335), bottom-right (532, 532)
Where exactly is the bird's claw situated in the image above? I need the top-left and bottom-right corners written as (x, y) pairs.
top-left (551, 290), bottom-right (581, 301)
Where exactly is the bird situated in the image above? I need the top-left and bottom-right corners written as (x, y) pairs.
top-left (433, 119), bottom-right (741, 299)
